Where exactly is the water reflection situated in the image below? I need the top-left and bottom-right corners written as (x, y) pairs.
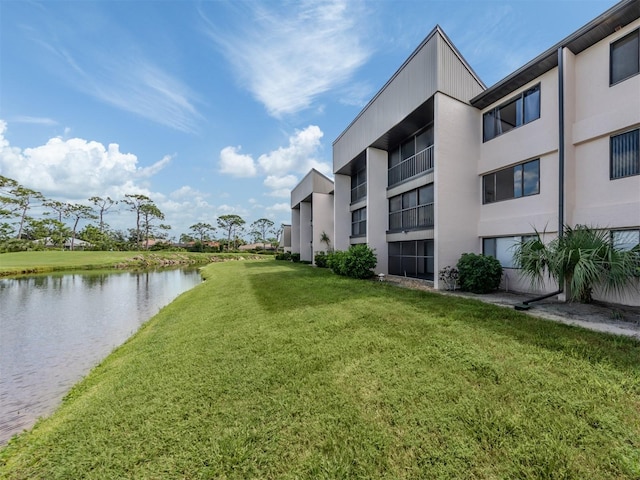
top-left (0, 268), bottom-right (202, 445)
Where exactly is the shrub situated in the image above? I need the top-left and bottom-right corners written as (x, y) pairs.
top-left (456, 253), bottom-right (502, 293)
top-left (314, 251), bottom-right (328, 268)
top-left (275, 252), bottom-right (292, 261)
top-left (328, 244), bottom-right (377, 279)
top-left (291, 253), bottom-right (301, 263)
top-left (438, 266), bottom-right (459, 290)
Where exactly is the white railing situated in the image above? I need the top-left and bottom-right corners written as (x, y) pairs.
top-left (388, 145), bottom-right (434, 186)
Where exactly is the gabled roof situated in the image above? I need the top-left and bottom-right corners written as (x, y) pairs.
top-left (471, 0), bottom-right (640, 109)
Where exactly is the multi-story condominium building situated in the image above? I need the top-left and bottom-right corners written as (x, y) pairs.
top-left (290, 169), bottom-right (334, 263)
top-left (292, 0), bottom-right (640, 305)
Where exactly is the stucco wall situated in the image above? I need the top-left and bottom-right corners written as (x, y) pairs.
top-left (367, 148), bottom-right (389, 274)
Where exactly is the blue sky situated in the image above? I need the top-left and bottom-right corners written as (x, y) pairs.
top-left (0, 0), bottom-right (618, 239)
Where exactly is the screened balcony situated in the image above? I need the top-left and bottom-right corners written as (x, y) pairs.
top-left (388, 145), bottom-right (434, 186)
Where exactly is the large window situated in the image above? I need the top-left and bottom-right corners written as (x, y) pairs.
top-left (483, 159), bottom-right (539, 204)
top-left (351, 165), bottom-right (367, 203)
top-left (351, 208), bottom-right (366, 237)
top-left (388, 240), bottom-right (434, 280)
top-left (483, 85), bottom-right (540, 142)
top-left (483, 235), bottom-right (535, 268)
top-left (611, 129), bottom-right (639, 179)
top-left (611, 229), bottom-right (640, 251)
top-left (611, 29), bottom-right (639, 85)
top-left (388, 127), bottom-right (434, 186)
top-left (389, 185), bottom-right (434, 231)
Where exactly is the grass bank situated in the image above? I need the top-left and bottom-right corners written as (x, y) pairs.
top-left (1, 261), bottom-right (639, 479)
top-left (0, 250), bottom-right (266, 276)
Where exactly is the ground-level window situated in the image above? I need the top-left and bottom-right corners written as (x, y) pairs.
top-left (610, 29), bottom-right (639, 85)
top-left (611, 129), bottom-right (639, 179)
top-left (351, 207), bottom-right (366, 237)
top-left (483, 158), bottom-right (539, 204)
top-left (388, 240), bottom-right (434, 280)
top-left (483, 235), bottom-right (535, 268)
top-left (611, 229), bottom-right (640, 251)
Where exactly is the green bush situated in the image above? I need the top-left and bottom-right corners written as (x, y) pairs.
top-left (328, 244), bottom-right (377, 279)
top-left (314, 251), bottom-right (328, 268)
top-left (275, 252), bottom-right (291, 261)
top-left (291, 253), bottom-right (301, 263)
top-left (456, 253), bottom-right (502, 293)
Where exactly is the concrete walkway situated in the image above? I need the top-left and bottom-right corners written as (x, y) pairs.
top-left (385, 276), bottom-right (640, 340)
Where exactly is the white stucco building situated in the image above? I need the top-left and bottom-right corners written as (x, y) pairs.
top-left (290, 169), bottom-right (334, 263)
top-left (293, 0), bottom-right (640, 305)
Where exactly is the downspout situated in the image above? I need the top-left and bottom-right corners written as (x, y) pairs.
top-left (558, 46), bottom-right (565, 240)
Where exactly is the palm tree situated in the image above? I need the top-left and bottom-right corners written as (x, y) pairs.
top-left (514, 225), bottom-right (639, 303)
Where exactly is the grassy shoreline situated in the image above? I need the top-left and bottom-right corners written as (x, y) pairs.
top-left (0, 250), bottom-right (267, 277)
top-left (1, 260), bottom-right (639, 478)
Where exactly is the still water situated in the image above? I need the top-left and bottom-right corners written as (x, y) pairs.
top-left (0, 268), bottom-right (202, 445)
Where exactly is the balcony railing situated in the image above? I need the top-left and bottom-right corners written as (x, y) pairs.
top-left (388, 145), bottom-right (434, 187)
top-left (351, 183), bottom-right (367, 203)
top-left (389, 203), bottom-right (434, 231)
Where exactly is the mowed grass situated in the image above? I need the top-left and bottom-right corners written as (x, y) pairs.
top-left (1, 260), bottom-right (639, 479)
top-left (0, 251), bottom-right (236, 275)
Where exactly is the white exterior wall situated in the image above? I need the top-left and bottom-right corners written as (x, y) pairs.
top-left (367, 148), bottom-right (389, 274)
top-left (312, 192), bottom-right (334, 256)
top-left (334, 173), bottom-right (351, 251)
top-left (433, 93), bottom-right (481, 288)
top-left (291, 209), bottom-right (301, 255)
top-left (299, 202), bottom-right (313, 262)
top-left (571, 19), bottom-right (640, 230)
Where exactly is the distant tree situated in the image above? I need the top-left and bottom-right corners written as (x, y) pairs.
top-left (139, 202), bottom-right (165, 249)
top-left (250, 218), bottom-right (274, 248)
top-left (27, 218), bottom-right (69, 248)
top-left (179, 233), bottom-right (195, 244)
top-left (122, 194), bottom-right (153, 249)
top-left (43, 200), bottom-right (68, 222)
top-left (217, 214), bottom-right (245, 251)
top-left (11, 186), bottom-right (45, 239)
top-left (189, 222), bottom-right (215, 252)
top-left (89, 196), bottom-right (117, 232)
top-left (66, 203), bottom-right (97, 250)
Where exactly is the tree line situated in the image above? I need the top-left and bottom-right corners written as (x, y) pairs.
top-left (0, 175), bottom-right (282, 253)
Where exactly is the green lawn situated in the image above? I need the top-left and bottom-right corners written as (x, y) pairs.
top-left (0, 250), bottom-right (255, 276)
top-left (1, 260), bottom-right (639, 479)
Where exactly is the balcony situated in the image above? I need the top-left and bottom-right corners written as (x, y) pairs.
top-left (351, 183), bottom-right (367, 203)
top-left (388, 145), bottom-right (434, 187)
top-left (389, 203), bottom-right (434, 231)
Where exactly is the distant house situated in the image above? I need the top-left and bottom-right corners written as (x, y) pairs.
top-left (35, 237), bottom-right (94, 250)
top-left (238, 242), bottom-right (276, 252)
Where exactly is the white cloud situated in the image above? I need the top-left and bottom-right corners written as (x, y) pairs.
top-left (266, 202), bottom-right (291, 213)
top-left (205, 0), bottom-right (372, 117)
top-left (0, 119), bottom-right (169, 201)
top-left (263, 174), bottom-right (298, 190)
top-left (219, 145), bottom-right (257, 177)
top-left (257, 125), bottom-right (327, 176)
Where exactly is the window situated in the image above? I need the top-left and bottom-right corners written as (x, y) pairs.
top-left (388, 127), bottom-right (434, 186)
top-left (483, 235), bottom-right (535, 268)
top-left (351, 165), bottom-right (367, 203)
top-left (611, 229), bottom-right (640, 251)
top-left (389, 185), bottom-right (434, 231)
top-left (483, 85), bottom-right (540, 142)
top-left (483, 159), bottom-right (539, 204)
top-left (351, 208), bottom-right (366, 237)
top-left (611, 29), bottom-right (639, 85)
top-left (388, 240), bottom-right (434, 280)
top-left (611, 129), bottom-right (639, 179)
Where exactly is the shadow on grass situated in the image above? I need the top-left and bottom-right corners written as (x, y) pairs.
top-left (245, 261), bottom-right (640, 374)
top-left (243, 260), bottom-right (379, 313)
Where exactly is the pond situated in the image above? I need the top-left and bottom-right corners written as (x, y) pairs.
top-left (0, 267), bottom-right (203, 445)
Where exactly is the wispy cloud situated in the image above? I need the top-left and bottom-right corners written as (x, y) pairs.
top-left (12, 116), bottom-right (58, 126)
top-left (203, 0), bottom-right (372, 118)
top-left (23, 6), bottom-right (202, 133)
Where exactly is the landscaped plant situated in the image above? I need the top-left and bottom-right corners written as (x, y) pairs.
top-left (275, 252), bottom-right (292, 261)
top-left (314, 251), bottom-right (328, 268)
top-left (438, 265), bottom-right (459, 290)
top-left (327, 244), bottom-right (377, 279)
top-left (514, 225), bottom-right (640, 303)
top-left (290, 253), bottom-right (301, 263)
top-left (456, 253), bottom-right (502, 293)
